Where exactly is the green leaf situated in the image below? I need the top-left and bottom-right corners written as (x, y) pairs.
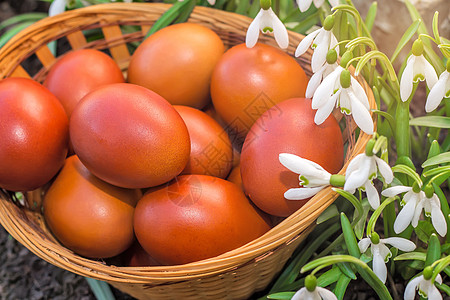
top-left (432, 12), bottom-right (441, 44)
top-left (0, 12), bottom-right (46, 32)
top-left (317, 267), bottom-right (342, 287)
top-left (436, 283), bottom-right (450, 297)
top-left (390, 19), bottom-right (421, 64)
top-left (422, 152), bottom-right (450, 168)
top-left (85, 278), bottom-right (115, 300)
top-left (391, 164), bottom-right (422, 186)
top-left (394, 251), bottom-right (426, 262)
top-left (267, 292), bottom-right (296, 299)
top-left (414, 220), bottom-right (435, 243)
top-left (410, 116), bottom-right (450, 129)
top-left (372, 109), bottom-right (396, 134)
top-left (337, 262), bottom-right (357, 280)
top-left (340, 213), bottom-right (360, 259)
top-left (334, 273), bottom-right (352, 300)
top-left (289, 12), bottom-right (321, 35)
top-left (425, 234), bottom-right (441, 267)
top-left (317, 204), bottom-right (339, 224)
top-left (354, 199), bottom-right (371, 240)
top-left (0, 21), bottom-right (35, 48)
top-left (364, 2), bottom-right (377, 33)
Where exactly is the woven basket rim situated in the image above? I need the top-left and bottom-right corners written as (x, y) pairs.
top-left (0, 2), bottom-right (376, 284)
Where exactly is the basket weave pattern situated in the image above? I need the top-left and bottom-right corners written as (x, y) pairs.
top-left (0, 3), bottom-right (375, 299)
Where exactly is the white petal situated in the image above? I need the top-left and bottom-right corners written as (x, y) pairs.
top-left (382, 237), bottom-right (416, 251)
top-left (305, 289), bottom-right (321, 300)
top-left (430, 196), bottom-right (447, 237)
top-left (348, 89), bottom-right (374, 134)
top-left (306, 65), bottom-right (326, 98)
top-left (49, 0), bottom-right (67, 16)
top-left (245, 11), bottom-right (262, 48)
top-left (412, 196), bottom-right (425, 227)
top-left (393, 194), bottom-right (417, 234)
top-left (345, 153), bottom-right (364, 177)
top-left (339, 89), bottom-right (351, 113)
top-left (316, 287), bottom-right (338, 300)
top-left (292, 287), bottom-right (307, 300)
top-left (416, 55), bottom-right (438, 89)
top-left (404, 276), bottom-right (423, 300)
top-left (279, 153), bottom-right (329, 177)
top-left (365, 181), bottom-right (380, 209)
top-left (314, 90), bottom-right (340, 125)
top-left (270, 9), bottom-right (290, 49)
top-left (329, 32), bottom-right (339, 57)
top-left (374, 156), bottom-right (393, 183)
top-left (312, 66), bottom-right (343, 109)
top-left (358, 237), bottom-right (371, 253)
top-left (428, 285), bottom-right (443, 300)
top-left (284, 187), bottom-right (325, 200)
top-left (372, 247), bottom-right (387, 283)
top-left (297, 0), bottom-right (313, 12)
top-left (295, 28), bottom-right (321, 57)
top-left (207, 0), bottom-right (215, 4)
top-left (400, 55), bottom-right (416, 102)
top-left (311, 31), bottom-right (330, 72)
top-left (312, 0), bottom-right (326, 8)
top-left (344, 155), bottom-right (372, 192)
top-left (435, 274), bottom-right (442, 285)
top-left (381, 185), bottom-right (412, 197)
top-left (350, 76), bottom-right (370, 110)
top-left (426, 71), bottom-right (449, 112)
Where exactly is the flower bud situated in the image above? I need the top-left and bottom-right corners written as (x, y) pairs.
top-left (340, 69), bottom-right (351, 89)
top-left (305, 274), bottom-right (317, 292)
top-left (365, 139), bottom-right (376, 156)
top-left (326, 49), bottom-right (338, 64)
top-left (260, 0), bottom-right (271, 10)
top-left (411, 39), bottom-right (424, 56)
top-left (423, 266), bottom-right (433, 280)
top-left (412, 181), bottom-right (421, 193)
top-left (424, 184), bottom-right (434, 198)
top-left (370, 232), bottom-right (380, 244)
top-left (340, 51), bottom-right (353, 68)
top-left (323, 15), bottom-right (335, 31)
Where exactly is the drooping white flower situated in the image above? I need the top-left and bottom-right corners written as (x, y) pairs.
top-left (382, 185), bottom-right (447, 237)
top-left (306, 60), bottom-right (338, 98)
top-left (295, 16), bottom-right (338, 72)
top-left (425, 70), bottom-right (450, 112)
top-left (344, 152), bottom-right (393, 209)
top-left (404, 274), bottom-right (443, 300)
top-left (279, 153), bottom-right (332, 200)
top-left (246, 8), bottom-right (289, 49)
top-left (400, 40), bottom-right (438, 102)
top-left (296, 0), bottom-right (340, 13)
top-left (358, 234), bottom-right (416, 283)
top-left (312, 67), bottom-right (374, 135)
top-left (292, 284), bottom-right (337, 300)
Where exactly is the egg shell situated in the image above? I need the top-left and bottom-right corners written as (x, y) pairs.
top-left (128, 23), bottom-right (224, 109)
top-left (174, 105), bottom-right (233, 179)
top-left (70, 83), bottom-right (191, 189)
top-left (240, 98), bottom-right (344, 217)
top-left (43, 155), bottom-right (142, 258)
top-left (134, 174), bottom-right (272, 265)
top-left (0, 77), bottom-right (69, 191)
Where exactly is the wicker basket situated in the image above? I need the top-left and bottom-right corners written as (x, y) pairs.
top-left (0, 3), bottom-right (376, 299)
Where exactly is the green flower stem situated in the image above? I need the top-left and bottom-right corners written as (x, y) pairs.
top-left (431, 255), bottom-right (450, 283)
top-left (382, 199), bottom-right (396, 237)
top-left (366, 197), bottom-right (397, 237)
top-left (395, 97), bottom-right (414, 159)
top-left (301, 255), bottom-right (393, 300)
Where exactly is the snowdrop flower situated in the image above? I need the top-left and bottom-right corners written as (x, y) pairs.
top-left (382, 184), bottom-right (447, 237)
top-left (279, 153), bottom-right (340, 200)
top-left (358, 232), bottom-right (416, 283)
top-left (313, 67), bottom-right (374, 135)
top-left (343, 140), bottom-right (393, 209)
top-left (425, 61), bottom-right (450, 112)
top-left (404, 267), bottom-right (443, 300)
top-left (306, 49), bottom-right (339, 98)
top-left (246, 7), bottom-right (289, 49)
top-left (295, 15), bottom-right (338, 72)
top-left (296, 0), bottom-right (340, 12)
top-left (292, 275), bottom-right (337, 300)
top-left (400, 39), bottom-right (438, 102)
top-left (49, 0), bottom-right (67, 16)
